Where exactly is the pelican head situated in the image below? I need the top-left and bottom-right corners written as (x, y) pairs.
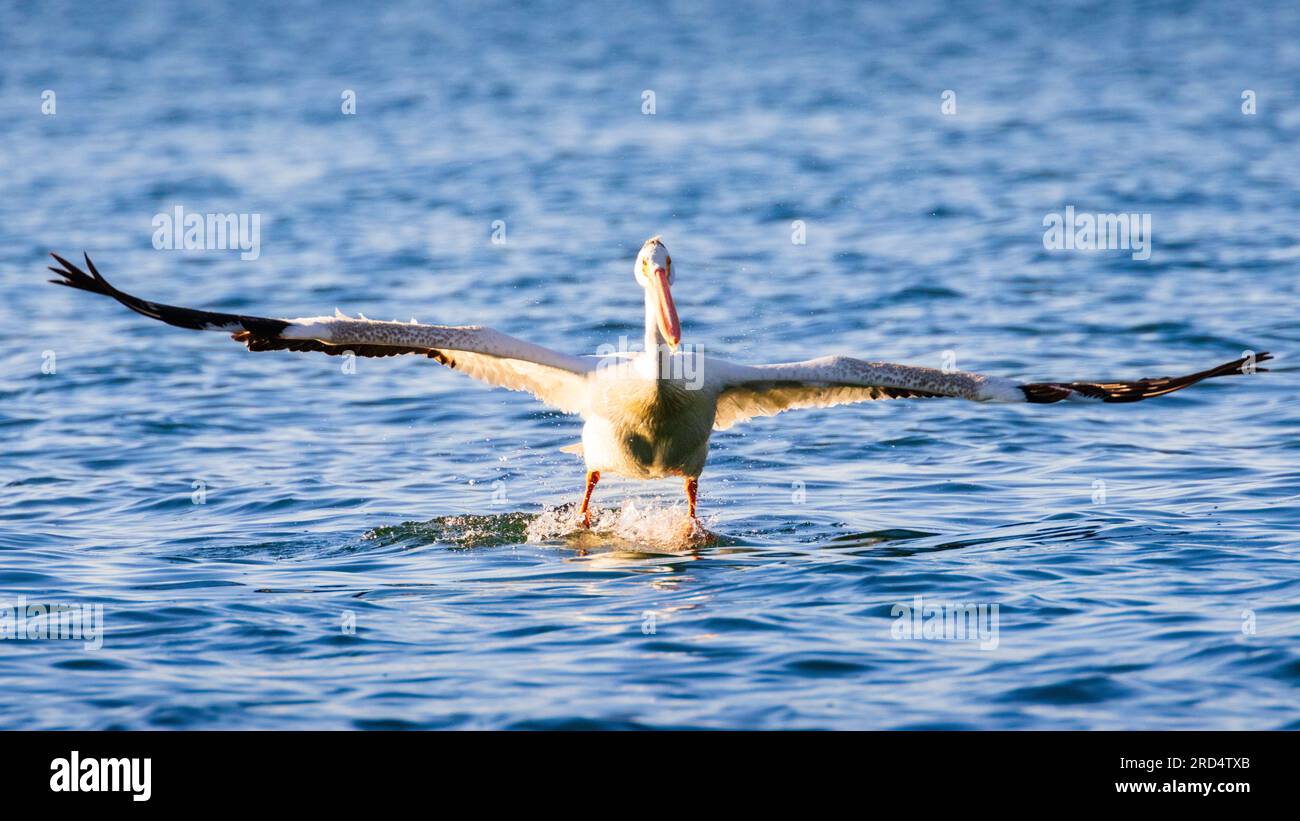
top-left (634, 236), bottom-right (680, 349)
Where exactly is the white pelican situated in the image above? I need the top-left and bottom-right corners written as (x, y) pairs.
top-left (48, 239), bottom-right (1269, 528)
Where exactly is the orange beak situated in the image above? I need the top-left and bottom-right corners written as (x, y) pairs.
top-left (651, 266), bottom-right (681, 349)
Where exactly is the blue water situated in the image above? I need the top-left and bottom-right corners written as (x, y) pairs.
top-left (2, 0), bottom-right (1298, 729)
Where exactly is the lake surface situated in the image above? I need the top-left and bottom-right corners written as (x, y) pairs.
top-left (1, 0), bottom-right (1297, 729)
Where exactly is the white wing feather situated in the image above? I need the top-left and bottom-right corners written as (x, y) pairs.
top-left (709, 355), bottom-right (1024, 430)
top-left (280, 317), bottom-right (597, 414)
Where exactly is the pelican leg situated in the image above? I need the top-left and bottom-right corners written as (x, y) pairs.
top-left (580, 470), bottom-right (600, 528)
top-left (685, 476), bottom-right (699, 520)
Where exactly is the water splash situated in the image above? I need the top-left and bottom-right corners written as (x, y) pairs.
top-left (527, 499), bottom-right (718, 552)
top-left (360, 501), bottom-right (718, 553)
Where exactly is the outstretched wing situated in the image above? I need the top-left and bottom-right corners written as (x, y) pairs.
top-left (48, 253), bottom-right (596, 414)
top-left (712, 353), bottom-right (1270, 430)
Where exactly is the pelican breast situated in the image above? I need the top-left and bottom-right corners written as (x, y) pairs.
top-left (581, 354), bottom-right (715, 479)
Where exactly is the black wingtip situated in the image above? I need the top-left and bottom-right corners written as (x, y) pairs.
top-left (47, 251), bottom-right (121, 299)
top-left (1022, 351), bottom-right (1274, 404)
top-left (49, 252), bottom-right (73, 274)
top-left (46, 251), bottom-right (293, 335)
top-left (84, 252), bottom-right (105, 283)
top-left (50, 252), bottom-right (78, 271)
top-left (1226, 351), bottom-right (1271, 376)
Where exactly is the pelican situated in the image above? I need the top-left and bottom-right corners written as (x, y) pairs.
top-left (47, 238), bottom-right (1269, 529)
